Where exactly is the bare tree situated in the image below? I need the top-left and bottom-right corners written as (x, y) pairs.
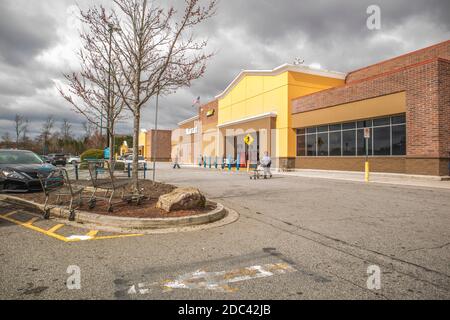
top-left (109, 0), bottom-right (216, 190)
top-left (59, 5), bottom-right (128, 164)
top-left (61, 119), bottom-right (73, 141)
top-left (82, 121), bottom-right (94, 139)
top-left (14, 114), bottom-right (28, 149)
top-left (1, 132), bottom-right (13, 149)
top-left (39, 116), bottom-right (54, 155)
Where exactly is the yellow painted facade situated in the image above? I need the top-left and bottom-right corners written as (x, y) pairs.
top-left (217, 68), bottom-right (345, 159)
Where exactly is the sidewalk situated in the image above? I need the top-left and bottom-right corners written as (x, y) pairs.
top-left (277, 169), bottom-right (450, 189)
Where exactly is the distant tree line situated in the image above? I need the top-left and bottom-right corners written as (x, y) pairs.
top-left (0, 114), bottom-right (108, 155)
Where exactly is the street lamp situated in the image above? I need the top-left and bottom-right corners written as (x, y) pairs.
top-left (152, 86), bottom-right (160, 184)
top-left (106, 23), bottom-right (121, 157)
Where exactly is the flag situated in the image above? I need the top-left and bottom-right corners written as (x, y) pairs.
top-left (192, 96), bottom-right (201, 107)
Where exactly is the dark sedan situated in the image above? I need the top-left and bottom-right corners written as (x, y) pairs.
top-left (47, 153), bottom-right (67, 166)
top-left (0, 150), bottom-right (57, 193)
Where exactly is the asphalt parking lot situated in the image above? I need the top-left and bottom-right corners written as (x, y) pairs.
top-left (0, 164), bottom-right (449, 299)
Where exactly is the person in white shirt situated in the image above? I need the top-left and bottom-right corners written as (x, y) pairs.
top-left (260, 152), bottom-right (272, 179)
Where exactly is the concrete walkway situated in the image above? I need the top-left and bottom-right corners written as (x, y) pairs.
top-left (276, 169), bottom-right (450, 190)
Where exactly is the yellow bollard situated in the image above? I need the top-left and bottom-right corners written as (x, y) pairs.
top-left (365, 161), bottom-right (370, 182)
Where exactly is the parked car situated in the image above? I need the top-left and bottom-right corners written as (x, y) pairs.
top-left (67, 155), bottom-right (81, 165)
top-left (123, 155), bottom-right (147, 171)
top-left (47, 153), bottom-right (67, 166)
top-left (40, 155), bottom-right (51, 163)
top-left (0, 149), bottom-right (57, 193)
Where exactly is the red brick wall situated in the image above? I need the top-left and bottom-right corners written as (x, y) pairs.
top-left (147, 130), bottom-right (172, 161)
top-left (346, 40), bottom-right (450, 83)
top-left (438, 59), bottom-right (450, 159)
top-left (199, 99), bottom-right (218, 130)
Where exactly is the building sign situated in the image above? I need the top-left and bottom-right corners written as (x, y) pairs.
top-left (206, 109), bottom-right (215, 117)
top-left (185, 127), bottom-right (198, 135)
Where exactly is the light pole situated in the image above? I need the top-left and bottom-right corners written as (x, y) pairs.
top-left (152, 87), bottom-right (160, 184)
top-left (106, 23), bottom-right (120, 159)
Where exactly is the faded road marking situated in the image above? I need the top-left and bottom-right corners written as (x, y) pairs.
top-left (128, 263), bottom-right (296, 294)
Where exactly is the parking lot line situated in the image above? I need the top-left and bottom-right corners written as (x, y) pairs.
top-left (0, 211), bottom-right (143, 243)
top-left (0, 214), bottom-right (69, 242)
top-left (47, 224), bottom-right (65, 233)
top-left (3, 210), bottom-right (19, 218)
top-left (86, 230), bottom-right (99, 237)
top-left (24, 217), bottom-right (39, 225)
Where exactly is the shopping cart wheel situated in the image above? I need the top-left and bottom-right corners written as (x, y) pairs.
top-left (43, 209), bottom-right (51, 220)
top-left (88, 199), bottom-right (96, 210)
top-left (69, 210), bottom-right (76, 221)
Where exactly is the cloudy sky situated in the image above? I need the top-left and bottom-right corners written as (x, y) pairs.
top-left (0, 0), bottom-right (449, 139)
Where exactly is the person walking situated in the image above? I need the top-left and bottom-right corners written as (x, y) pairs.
top-left (173, 154), bottom-right (181, 169)
top-left (261, 152), bottom-right (272, 179)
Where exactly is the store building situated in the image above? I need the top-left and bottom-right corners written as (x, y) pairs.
top-left (292, 40), bottom-right (450, 176)
top-left (215, 64), bottom-right (345, 168)
top-left (138, 129), bottom-right (172, 162)
top-left (171, 115), bottom-right (202, 165)
top-left (171, 40), bottom-right (450, 176)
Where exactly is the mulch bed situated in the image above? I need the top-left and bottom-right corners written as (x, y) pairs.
top-left (13, 180), bottom-right (215, 219)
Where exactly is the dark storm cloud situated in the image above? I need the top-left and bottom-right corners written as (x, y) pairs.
top-left (0, 0), bottom-right (449, 138)
top-left (0, 1), bottom-right (58, 66)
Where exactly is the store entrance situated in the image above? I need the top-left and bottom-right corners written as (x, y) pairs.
top-left (225, 132), bottom-right (259, 167)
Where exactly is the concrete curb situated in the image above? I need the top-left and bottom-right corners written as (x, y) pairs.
top-left (0, 195), bottom-right (229, 230)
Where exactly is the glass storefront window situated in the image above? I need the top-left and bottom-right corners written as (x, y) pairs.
top-left (392, 125), bottom-right (406, 155)
top-left (317, 133), bottom-right (328, 156)
top-left (342, 130), bottom-right (356, 156)
top-left (296, 114), bottom-right (406, 158)
top-left (306, 134), bottom-right (316, 156)
top-left (297, 135), bottom-right (306, 157)
top-left (343, 122), bottom-right (356, 130)
top-left (373, 126), bottom-right (391, 155)
top-left (357, 128), bottom-right (372, 156)
top-left (329, 124), bottom-right (342, 131)
top-left (329, 131), bottom-right (342, 156)
top-left (373, 117), bottom-right (390, 126)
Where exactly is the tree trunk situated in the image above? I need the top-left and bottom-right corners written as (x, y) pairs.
top-left (132, 108), bottom-right (140, 192)
top-left (109, 123), bottom-right (115, 176)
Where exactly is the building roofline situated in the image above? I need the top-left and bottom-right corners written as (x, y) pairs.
top-left (215, 64), bottom-right (346, 100)
top-left (177, 115), bottom-right (199, 126)
top-left (347, 40), bottom-right (450, 78)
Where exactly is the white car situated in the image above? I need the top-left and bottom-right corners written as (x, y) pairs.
top-left (123, 155), bottom-right (147, 171)
top-left (67, 155), bottom-right (81, 165)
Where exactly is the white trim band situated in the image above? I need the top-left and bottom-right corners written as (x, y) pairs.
top-left (218, 112), bottom-right (277, 128)
top-left (178, 115), bottom-right (200, 126)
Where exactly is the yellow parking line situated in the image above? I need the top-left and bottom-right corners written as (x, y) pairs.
top-left (0, 213), bottom-right (143, 242)
top-left (47, 224), bottom-right (65, 233)
top-left (92, 234), bottom-right (143, 241)
top-left (0, 214), bottom-right (70, 242)
top-left (86, 230), bottom-right (99, 237)
top-left (2, 210), bottom-right (20, 218)
top-left (24, 217), bottom-right (39, 225)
